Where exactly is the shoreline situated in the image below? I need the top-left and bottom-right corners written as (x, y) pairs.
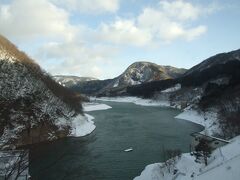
top-left (94, 96), bottom-right (219, 136)
top-left (70, 102), bottom-right (113, 137)
top-left (67, 97), bottom-right (233, 180)
top-left (69, 113), bottom-right (96, 137)
top-left (83, 102), bottom-right (112, 112)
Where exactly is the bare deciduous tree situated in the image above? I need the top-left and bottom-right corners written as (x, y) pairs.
top-left (3, 150), bottom-right (29, 180)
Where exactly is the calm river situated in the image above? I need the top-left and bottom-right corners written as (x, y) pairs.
top-left (29, 101), bottom-right (203, 180)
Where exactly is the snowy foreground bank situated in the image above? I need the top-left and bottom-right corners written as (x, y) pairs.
top-left (69, 103), bottom-right (112, 137)
top-left (134, 135), bottom-right (240, 180)
top-left (95, 96), bottom-right (238, 180)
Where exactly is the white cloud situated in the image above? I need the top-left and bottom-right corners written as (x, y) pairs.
top-left (0, 0), bottom-right (118, 78)
top-left (51, 0), bottom-right (120, 14)
top-left (159, 0), bottom-right (200, 21)
top-left (0, 0), bottom-right (221, 78)
top-left (137, 7), bottom-right (207, 42)
top-left (98, 19), bottom-right (152, 46)
top-left (184, 26), bottom-right (207, 41)
top-left (36, 41), bottom-right (118, 78)
top-left (90, 66), bottom-right (103, 77)
top-left (0, 0), bottom-right (76, 41)
top-left (98, 0), bottom-right (208, 46)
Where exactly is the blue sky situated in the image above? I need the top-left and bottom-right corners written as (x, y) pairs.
top-left (0, 0), bottom-right (240, 79)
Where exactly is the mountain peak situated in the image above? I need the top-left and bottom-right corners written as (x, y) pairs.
top-left (115, 61), bottom-right (186, 87)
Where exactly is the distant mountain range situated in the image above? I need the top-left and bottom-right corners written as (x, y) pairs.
top-left (75, 49), bottom-right (238, 100)
top-left (53, 75), bottom-right (98, 87)
top-left (54, 62), bottom-right (187, 96)
top-left (54, 49), bottom-right (240, 137)
top-left (52, 46), bottom-right (240, 117)
top-left (54, 49), bottom-right (240, 107)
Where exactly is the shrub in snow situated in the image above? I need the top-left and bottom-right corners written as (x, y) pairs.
top-left (194, 139), bottom-right (212, 166)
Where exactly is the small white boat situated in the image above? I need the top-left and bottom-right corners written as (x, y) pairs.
top-left (124, 148), bottom-right (133, 152)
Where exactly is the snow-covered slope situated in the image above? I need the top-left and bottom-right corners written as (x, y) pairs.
top-left (53, 75), bottom-right (98, 87)
top-left (134, 135), bottom-right (240, 180)
top-left (184, 49), bottom-right (240, 76)
top-left (0, 35), bottom-right (94, 149)
top-left (111, 62), bottom-right (186, 87)
top-left (95, 62), bottom-right (186, 96)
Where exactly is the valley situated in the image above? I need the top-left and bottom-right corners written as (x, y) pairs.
top-left (29, 101), bottom-right (203, 180)
top-left (0, 19), bottom-right (240, 180)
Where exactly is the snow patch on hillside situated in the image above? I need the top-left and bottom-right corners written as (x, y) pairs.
top-left (95, 96), bottom-right (170, 107)
top-left (161, 84), bottom-right (181, 93)
top-left (113, 80), bottom-right (119, 87)
top-left (83, 103), bottom-right (112, 112)
top-left (53, 76), bottom-right (97, 87)
top-left (210, 77), bottom-right (230, 85)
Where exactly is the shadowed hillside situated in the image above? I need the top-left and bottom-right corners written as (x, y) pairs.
top-left (0, 35), bottom-right (88, 149)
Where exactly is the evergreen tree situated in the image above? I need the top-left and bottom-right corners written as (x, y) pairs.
top-left (194, 139), bottom-right (212, 165)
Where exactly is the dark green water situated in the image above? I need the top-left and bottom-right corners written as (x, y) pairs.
top-left (29, 101), bottom-right (203, 180)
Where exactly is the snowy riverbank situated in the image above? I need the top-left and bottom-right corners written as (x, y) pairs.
top-left (70, 102), bottom-right (112, 137)
top-left (175, 110), bottom-right (220, 136)
top-left (95, 96), bottom-right (170, 107)
top-left (134, 135), bottom-right (240, 180)
top-left (83, 102), bottom-right (112, 112)
top-left (70, 114), bottom-right (96, 137)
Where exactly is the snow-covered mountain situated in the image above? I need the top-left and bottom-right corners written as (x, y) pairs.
top-left (0, 35), bottom-right (94, 150)
top-left (111, 62), bottom-right (186, 87)
top-left (67, 61), bottom-right (186, 96)
top-left (184, 49), bottom-right (240, 76)
top-left (53, 75), bottom-right (98, 87)
top-left (126, 49), bottom-right (240, 98)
